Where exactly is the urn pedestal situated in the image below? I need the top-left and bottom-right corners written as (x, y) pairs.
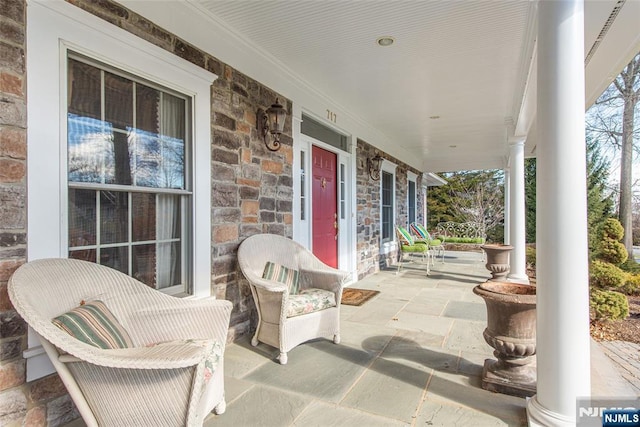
top-left (473, 281), bottom-right (537, 398)
top-left (481, 244), bottom-right (513, 281)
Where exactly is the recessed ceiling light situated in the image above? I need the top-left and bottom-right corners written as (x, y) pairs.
top-left (429, 116), bottom-right (441, 120)
top-left (376, 36), bottom-right (395, 47)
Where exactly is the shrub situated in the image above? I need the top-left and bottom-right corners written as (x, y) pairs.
top-left (590, 289), bottom-right (629, 320)
top-left (620, 259), bottom-right (640, 274)
top-left (621, 274), bottom-right (640, 296)
top-left (593, 218), bottom-right (628, 265)
top-left (601, 218), bottom-right (624, 241)
top-left (597, 239), bottom-right (628, 265)
top-left (589, 260), bottom-right (627, 290)
top-left (440, 236), bottom-right (484, 244)
top-left (526, 246), bottom-right (536, 268)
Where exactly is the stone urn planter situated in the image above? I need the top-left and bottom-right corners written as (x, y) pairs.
top-left (481, 244), bottom-right (513, 281)
top-left (473, 281), bottom-right (536, 397)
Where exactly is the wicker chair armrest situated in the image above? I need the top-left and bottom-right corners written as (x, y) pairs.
top-left (300, 268), bottom-right (349, 293)
top-left (59, 339), bottom-right (213, 369)
top-left (246, 276), bottom-right (288, 293)
top-left (124, 298), bottom-right (232, 345)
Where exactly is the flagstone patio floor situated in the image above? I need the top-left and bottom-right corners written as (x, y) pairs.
top-left (65, 251), bottom-right (637, 427)
top-left (201, 251), bottom-right (637, 427)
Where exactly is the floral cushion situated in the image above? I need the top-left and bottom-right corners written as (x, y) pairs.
top-left (52, 300), bottom-right (133, 349)
top-left (286, 288), bottom-right (336, 318)
top-left (263, 261), bottom-right (300, 294)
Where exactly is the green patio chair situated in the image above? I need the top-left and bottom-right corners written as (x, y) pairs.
top-left (410, 222), bottom-right (445, 263)
top-left (396, 225), bottom-right (431, 275)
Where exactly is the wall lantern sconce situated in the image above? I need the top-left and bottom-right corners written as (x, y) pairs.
top-left (258, 98), bottom-right (288, 151)
top-left (368, 154), bottom-right (383, 181)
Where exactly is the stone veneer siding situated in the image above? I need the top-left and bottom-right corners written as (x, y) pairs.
top-left (356, 139), bottom-right (424, 279)
top-left (0, 0), bottom-right (293, 424)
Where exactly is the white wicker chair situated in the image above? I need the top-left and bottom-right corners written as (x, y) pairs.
top-left (237, 234), bottom-right (350, 365)
top-left (8, 258), bottom-right (232, 427)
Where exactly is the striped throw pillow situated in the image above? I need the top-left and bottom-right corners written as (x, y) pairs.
top-left (52, 300), bottom-right (133, 349)
top-left (262, 261), bottom-right (300, 295)
top-left (396, 226), bottom-right (414, 246)
top-left (410, 223), bottom-right (429, 240)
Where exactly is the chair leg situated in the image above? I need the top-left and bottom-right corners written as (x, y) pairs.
top-left (425, 251), bottom-right (431, 276)
top-left (333, 333), bottom-right (341, 344)
top-left (396, 252), bottom-right (404, 275)
top-left (214, 399), bottom-right (226, 415)
top-left (279, 352), bottom-right (288, 365)
top-left (251, 335), bottom-right (259, 347)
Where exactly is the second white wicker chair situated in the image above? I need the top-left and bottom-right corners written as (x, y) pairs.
top-left (237, 234), bottom-right (350, 364)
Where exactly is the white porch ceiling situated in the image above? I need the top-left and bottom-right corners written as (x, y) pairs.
top-left (122, 0), bottom-right (640, 174)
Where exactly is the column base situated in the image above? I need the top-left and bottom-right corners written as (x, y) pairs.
top-left (527, 395), bottom-right (576, 427)
top-left (481, 359), bottom-right (536, 398)
top-left (507, 274), bottom-right (530, 284)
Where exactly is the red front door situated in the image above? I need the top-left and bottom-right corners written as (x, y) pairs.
top-left (312, 145), bottom-right (338, 268)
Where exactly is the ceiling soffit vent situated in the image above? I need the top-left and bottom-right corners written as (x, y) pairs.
top-left (585, 0), bottom-right (626, 66)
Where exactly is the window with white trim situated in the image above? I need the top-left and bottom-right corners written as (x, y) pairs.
top-left (27, 0), bottom-right (214, 299)
top-left (381, 171), bottom-right (394, 242)
top-left (380, 160), bottom-right (397, 245)
top-left (66, 55), bottom-right (192, 294)
top-left (408, 176), bottom-right (417, 226)
top-left (26, 0), bottom-right (215, 380)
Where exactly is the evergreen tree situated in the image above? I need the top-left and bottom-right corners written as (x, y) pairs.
top-left (586, 138), bottom-right (615, 258)
top-left (427, 170), bottom-right (504, 241)
top-left (426, 172), bottom-right (458, 230)
top-left (524, 158), bottom-right (536, 243)
top-left (492, 142), bottom-right (610, 249)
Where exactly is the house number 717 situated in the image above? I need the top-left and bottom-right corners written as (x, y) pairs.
top-left (326, 109), bottom-right (337, 123)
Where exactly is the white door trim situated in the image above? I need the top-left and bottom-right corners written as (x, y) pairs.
top-left (294, 132), bottom-right (355, 281)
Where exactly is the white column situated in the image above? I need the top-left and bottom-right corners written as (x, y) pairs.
top-left (507, 138), bottom-right (528, 283)
top-left (527, 1), bottom-right (591, 426)
top-left (503, 168), bottom-right (511, 245)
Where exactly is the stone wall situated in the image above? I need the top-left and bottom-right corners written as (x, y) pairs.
top-left (210, 69), bottom-right (294, 339)
top-left (0, 0), bottom-right (29, 424)
top-left (1, 1), bottom-right (78, 425)
top-left (355, 139), bottom-right (381, 279)
top-left (356, 139), bottom-right (424, 279)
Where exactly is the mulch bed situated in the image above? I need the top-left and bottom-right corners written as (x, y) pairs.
top-left (591, 295), bottom-right (640, 345)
